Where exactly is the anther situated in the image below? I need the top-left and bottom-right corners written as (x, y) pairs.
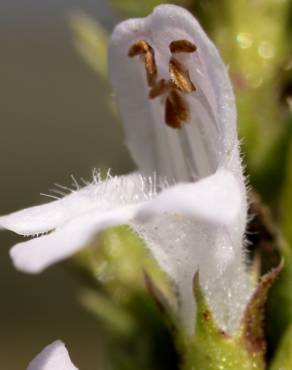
top-left (165, 90), bottom-right (189, 129)
top-left (149, 79), bottom-right (170, 99)
top-left (169, 39), bottom-right (197, 54)
top-left (128, 40), bottom-right (157, 87)
top-left (128, 40), bottom-right (151, 57)
top-left (169, 57), bottom-right (196, 93)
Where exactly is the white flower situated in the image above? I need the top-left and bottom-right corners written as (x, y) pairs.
top-left (0, 5), bottom-right (251, 334)
top-left (27, 341), bottom-right (78, 370)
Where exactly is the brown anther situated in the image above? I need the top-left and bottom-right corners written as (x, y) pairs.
top-left (165, 90), bottom-right (189, 129)
top-left (169, 57), bottom-right (196, 93)
top-left (128, 40), bottom-right (157, 87)
top-left (144, 50), bottom-right (157, 86)
top-left (169, 39), bottom-right (197, 54)
top-left (149, 79), bottom-right (170, 99)
top-left (128, 40), bottom-right (151, 57)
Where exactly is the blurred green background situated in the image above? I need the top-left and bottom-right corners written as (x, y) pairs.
top-left (0, 0), bottom-right (134, 368)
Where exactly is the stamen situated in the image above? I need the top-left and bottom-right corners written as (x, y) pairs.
top-left (165, 90), bottom-right (189, 129)
top-left (169, 40), bottom-right (197, 54)
top-left (129, 41), bottom-right (197, 130)
top-left (128, 40), bottom-right (157, 87)
top-left (149, 79), bottom-right (170, 99)
top-left (169, 57), bottom-right (196, 93)
top-left (128, 40), bottom-right (151, 56)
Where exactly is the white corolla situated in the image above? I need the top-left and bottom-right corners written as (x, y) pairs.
top-left (0, 5), bottom-right (251, 334)
top-left (27, 341), bottom-right (78, 370)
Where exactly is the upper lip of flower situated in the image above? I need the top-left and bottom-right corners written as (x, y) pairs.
top-left (0, 4), bottom-right (251, 334)
top-left (109, 4), bottom-right (239, 184)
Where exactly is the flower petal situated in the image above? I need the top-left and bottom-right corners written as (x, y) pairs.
top-left (10, 205), bottom-right (138, 273)
top-left (132, 169), bottom-right (249, 333)
top-left (8, 170), bottom-right (250, 333)
top-left (27, 340), bottom-right (78, 370)
top-left (0, 173), bottom-right (154, 236)
top-left (0, 201), bottom-right (70, 236)
top-left (0, 187), bottom-right (103, 236)
top-left (109, 4), bottom-right (238, 182)
top-left (136, 169), bottom-right (245, 228)
top-left (9, 170), bottom-right (243, 274)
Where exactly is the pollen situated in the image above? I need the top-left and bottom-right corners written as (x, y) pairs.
top-left (128, 40), bottom-right (157, 87)
top-left (169, 39), bottom-right (197, 54)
